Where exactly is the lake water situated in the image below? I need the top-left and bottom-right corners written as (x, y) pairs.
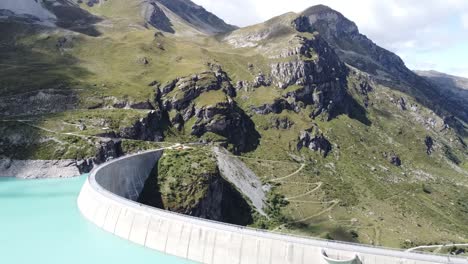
top-left (0, 175), bottom-right (192, 264)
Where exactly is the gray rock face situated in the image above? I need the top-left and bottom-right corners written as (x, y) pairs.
top-left (154, 0), bottom-right (237, 35)
top-left (161, 70), bottom-right (234, 111)
top-left (0, 159), bottom-right (81, 178)
top-left (417, 71), bottom-right (468, 122)
top-left (191, 175), bottom-right (253, 224)
top-left (383, 152), bottom-right (402, 166)
top-left (269, 116), bottom-right (294, 130)
top-left (299, 5), bottom-right (467, 124)
top-left (0, 89), bottom-right (78, 116)
top-left (270, 36), bottom-right (346, 89)
top-left (298, 5), bottom-right (405, 79)
top-left (142, 2), bottom-right (174, 33)
top-left (192, 102), bottom-right (260, 153)
top-left (425, 136), bottom-right (434, 155)
top-left (251, 99), bottom-right (296, 115)
top-left (213, 147), bottom-right (267, 215)
top-left (94, 139), bottom-right (123, 165)
top-left (268, 36), bottom-right (348, 119)
top-left (160, 69), bottom-right (259, 153)
top-left (119, 110), bottom-right (164, 142)
top-left (389, 154), bottom-right (402, 167)
top-left (297, 126), bottom-right (332, 157)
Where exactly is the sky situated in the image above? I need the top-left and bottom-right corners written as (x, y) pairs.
top-left (192, 0), bottom-right (468, 78)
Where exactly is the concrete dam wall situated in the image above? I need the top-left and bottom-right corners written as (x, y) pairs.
top-left (77, 149), bottom-right (467, 264)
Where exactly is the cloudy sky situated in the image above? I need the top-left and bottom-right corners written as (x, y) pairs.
top-left (193, 0), bottom-right (468, 78)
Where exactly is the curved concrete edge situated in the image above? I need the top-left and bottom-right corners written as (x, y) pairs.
top-left (77, 149), bottom-right (468, 264)
top-left (322, 249), bottom-right (358, 264)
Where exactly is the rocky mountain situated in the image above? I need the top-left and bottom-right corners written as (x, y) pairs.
top-left (0, 0), bottom-right (467, 250)
top-left (416, 70), bottom-right (468, 123)
top-left (0, 0), bottom-right (236, 35)
top-left (0, 0), bottom-right (56, 23)
top-left (296, 5), bottom-right (468, 125)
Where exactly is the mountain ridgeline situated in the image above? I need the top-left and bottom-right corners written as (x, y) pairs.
top-left (0, 0), bottom-right (467, 250)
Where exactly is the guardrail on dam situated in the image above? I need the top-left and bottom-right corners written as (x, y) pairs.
top-left (77, 149), bottom-right (467, 264)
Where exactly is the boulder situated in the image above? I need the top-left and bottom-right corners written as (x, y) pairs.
top-left (297, 126), bottom-right (332, 157)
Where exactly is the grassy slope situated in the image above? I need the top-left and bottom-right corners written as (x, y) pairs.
top-left (156, 147), bottom-right (219, 210)
top-left (0, 2), bottom-right (466, 249)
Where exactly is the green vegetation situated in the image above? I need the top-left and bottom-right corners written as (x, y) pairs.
top-left (1, 0), bottom-right (467, 250)
top-left (157, 148), bottom-right (218, 211)
top-left (194, 90), bottom-right (228, 107)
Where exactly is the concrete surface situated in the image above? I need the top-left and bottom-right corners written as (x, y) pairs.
top-left (77, 149), bottom-right (468, 264)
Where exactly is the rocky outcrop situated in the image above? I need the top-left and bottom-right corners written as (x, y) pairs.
top-left (297, 126), bottom-right (332, 157)
top-left (270, 36), bottom-right (346, 89)
top-left (159, 68), bottom-right (259, 153)
top-left (251, 99), bottom-right (296, 115)
top-left (119, 110), bottom-right (164, 142)
top-left (349, 71), bottom-right (374, 108)
top-left (0, 0), bottom-right (56, 23)
top-left (384, 152), bottom-right (402, 166)
top-left (268, 36), bottom-right (348, 119)
top-left (192, 102), bottom-right (260, 153)
top-left (94, 139), bottom-right (123, 165)
top-left (213, 146), bottom-right (267, 215)
top-left (191, 174), bottom-right (254, 225)
top-left (425, 136), bottom-right (434, 155)
top-left (298, 5), bottom-right (407, 79)
top-left (299, 5), bottom-right (467, 124)
top-left (269, 116), bottom-right (294, 130)
top-left (0, 89), bottom-right (78, 116)
top-left (161, 70), bottom-right (234, 111)
top-left (75, 138), bottom-right (125, 174)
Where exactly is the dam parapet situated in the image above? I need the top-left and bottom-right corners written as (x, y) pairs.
top-left (77, 149), bottom-right (467, 264)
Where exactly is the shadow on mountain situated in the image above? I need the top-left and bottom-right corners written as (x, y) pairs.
top-left (0, 42), bottom-right (92, 98)
top-left (343, 94), bottom-right (372, 126)
top-left (329, 79), bottom-right (371, 126)
top-left (419, 75), bottom-right (468, 123)
top-left (44, 0), bottom-right (103, 37)
top-left (144, 2), bottom-right (175, 34)
top-left (0, 24), bottom-right (93, 119)
top-left (138, 161), bottom-right (253, 226)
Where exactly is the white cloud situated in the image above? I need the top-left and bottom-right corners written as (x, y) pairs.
top-left (462, 13), bottom-right (468, 29)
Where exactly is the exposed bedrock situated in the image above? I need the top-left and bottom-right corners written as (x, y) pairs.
top-left (265, 36), bottom-right (349, 119)
top-left (191, 102), bottom-right (260, 153)
top-left (270, 36), bottom-right (346, 89)
top-left (160, 69), bottom-right (235, 111)
top-left (0, 89), bottom-right (78, 116)
top-left (297, 125), bottom-right (332, 157)
top-left (119, 110), bottom-right (164, 142)
top-left (251, 80), bottom-right (346, 119)
top-left (213, 147), bottom-right (267, 215)
top-left (160, 68), bottom-right (259, 153)
top-left (142, 1), bottom-right (175, 33)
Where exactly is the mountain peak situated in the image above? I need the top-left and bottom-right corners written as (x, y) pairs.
top-left (302, 4), bottom-right (335, 15)
top-left (300, 4), bottom-right (359, 36)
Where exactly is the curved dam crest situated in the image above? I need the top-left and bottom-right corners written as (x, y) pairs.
top-left (77, 148), bottom-right (467, 264)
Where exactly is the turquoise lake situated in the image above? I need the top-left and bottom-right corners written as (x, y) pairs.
top-left (0, 175), bottom-right (192, 264)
